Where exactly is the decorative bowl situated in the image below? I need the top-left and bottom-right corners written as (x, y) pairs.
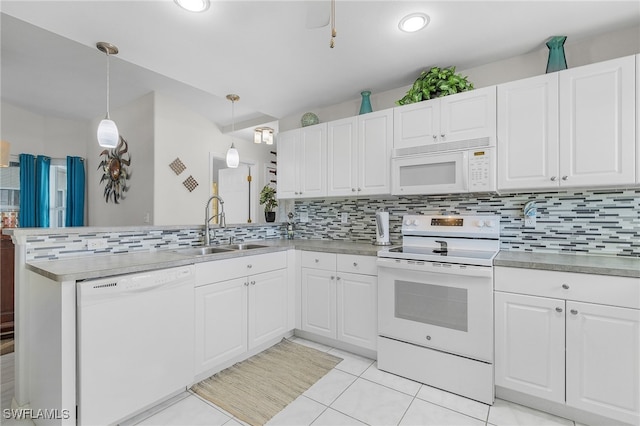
top-left (301, 112), bottom-right (319, 127)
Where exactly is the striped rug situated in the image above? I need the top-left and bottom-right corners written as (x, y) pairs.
top-left (192, 339), bottom-right (341, 425)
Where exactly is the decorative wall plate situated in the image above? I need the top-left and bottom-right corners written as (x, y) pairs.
top-left (98, 136), bottom-right (131, 204)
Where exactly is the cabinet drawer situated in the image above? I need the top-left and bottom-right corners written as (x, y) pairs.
top-left (495, 267), bottom-right (640, 309)
top-left (196, 251), bottom-right (287, 286)
top-left (337, 254), bottom-right (377, 276)
top-left (301, 251), bottom-right (337, 270)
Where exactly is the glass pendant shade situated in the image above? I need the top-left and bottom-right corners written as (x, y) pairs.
top-left (97, 118), bottom-right (119, 148)
top-left (226, 144), bottom-right (239, 168)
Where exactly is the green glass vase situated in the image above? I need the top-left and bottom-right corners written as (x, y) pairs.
top-left (359, 91), bottom-right (372, 115)
top-left (546, 36), bottom-right (567, 73)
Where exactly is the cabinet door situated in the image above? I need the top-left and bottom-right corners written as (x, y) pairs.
top-left (276, 129), bottom-right (299, 199)
top-left (194, 278), bottom-right (247, 375)
top-left (559, 55), bottom-right (636, 187)
top-left (566, 301), bottom-right (640, 425)
top-left (299, 123), bottom-right (327, 198)
top-left (497, 74), bottom-right (559, 190)
top-left (358, 109), bottom-right (392, 196)
top-left (301, 268), bottom-right (336, 339)
top-left (393, 100), bottom-right (439, 149)
top-left (327, 117), bottom-right (358, 196)
top-left (494, 292), bottom-right (565, 403)
top-left (248, 269), bottom-right (288, 349)
top-left (439, 86), bottom-right (496, 145)
top-left (336, 272), bottom-right (377, 350)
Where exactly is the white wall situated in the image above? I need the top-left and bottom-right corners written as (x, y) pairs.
top-left (87, 92), bottom-right (154, 226)
top-left (153, 92), bottom-right (276, 226)
top-left (278, 24), bottom-right (640, 132)
top-left (0, 102), bottom-right (88, 159)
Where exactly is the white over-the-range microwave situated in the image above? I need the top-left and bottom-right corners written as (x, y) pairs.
top-left (391, 139), bottom-right (496, 195)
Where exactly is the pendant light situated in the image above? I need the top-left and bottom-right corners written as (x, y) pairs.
top-left (96, 42), bottom-right (119, 148)
top-left (225, 94), bottom-right (240, 168)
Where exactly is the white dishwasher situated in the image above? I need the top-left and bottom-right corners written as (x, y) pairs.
top-left (77, 265), bottom-right (195, 425)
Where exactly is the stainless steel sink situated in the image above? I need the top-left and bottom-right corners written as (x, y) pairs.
top-left (225, 243), bottom-right (268, 251)
top-left (174, 246), bottom-right (235, 256)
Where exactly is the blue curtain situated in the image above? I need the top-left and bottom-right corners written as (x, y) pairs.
top-left (65, 156), bottom-right (85, 226)
top-left (19, 153), bottom-right (36, 227)
top-left (19, 154), bottom-right (50, 228)
top-left (35, 155), bottom-right (50, 227)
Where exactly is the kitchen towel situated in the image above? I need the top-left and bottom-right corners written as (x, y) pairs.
top-left (191, 338), bottom-right (342, 425)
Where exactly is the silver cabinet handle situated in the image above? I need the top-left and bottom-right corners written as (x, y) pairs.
top-left (315, 259), bottom-right (319, 263)
top-left (331, 276), bottom-right (335, 280)
top-left (244, 282), bottom-right (249, 286)
top-left (562, 176), bottom-right (568, 181)
top-left (432, 135), bottom-right (437, 140)
top-left (247, 264), bottom-right (252, 269)
top-left (550, 176), bottom-right (557, 181)
top-left (351, 188), bottom-right (356, 192)
top-left (555, 307), bottom-right (563, 313)
top-left (440, 134), bottom-right (445, 138)
top-left (357, 188), bottom-right (361, 191)
top-left (251, 280), bottom-right (256, 286)
top-left (570, 309), bottom-right (578, 315)
top-left (562, 284), bottom-right (569, 289)
top-left (353, 262), bottom-right (358, 267)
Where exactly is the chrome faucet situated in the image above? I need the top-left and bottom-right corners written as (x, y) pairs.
top-left (204, 195), bottom-right (226, 246)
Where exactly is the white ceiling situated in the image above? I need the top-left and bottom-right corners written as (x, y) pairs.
top-left (2, 1), bottom-right (639, 135)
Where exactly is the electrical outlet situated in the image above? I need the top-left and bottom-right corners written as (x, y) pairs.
top-left (299, 212), bottom-right (309, 223)
top-left (143, 212), bottom-right (150, 224)
top-left (524, 216), bottom-right (536, 227)
top-left (87, 239), bottom-right (108, 250)
top-left (341, 212), bottom-right (348, 224)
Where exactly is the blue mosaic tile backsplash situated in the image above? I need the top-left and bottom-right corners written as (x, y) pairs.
top-left (292, 189), bottom-right (640, 257)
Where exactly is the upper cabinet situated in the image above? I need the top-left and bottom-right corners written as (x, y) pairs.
top-left (277, 123), bottom-right (327, 199)
top-left (498, 55), bottom-right (637, 191)
top-left (393, 86), bottom-right (496, 150)
top-left (327, 109), bottom-right (393, 197)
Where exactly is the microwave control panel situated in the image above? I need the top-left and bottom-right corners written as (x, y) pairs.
top-left (468, 148), bottom-right (495, 192)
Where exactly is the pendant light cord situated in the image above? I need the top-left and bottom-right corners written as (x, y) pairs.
top-left (105, 51), bottom-right (111, 119)
top-left (330, 0), bottom-right (336, 48)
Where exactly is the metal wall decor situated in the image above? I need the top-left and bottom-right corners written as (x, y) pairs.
top-left (182, 175), bottom-right (199, 192)
top-left (169, 157), bottom-right (186, 175)
top-left (98, 136), bottom-right (131, 203)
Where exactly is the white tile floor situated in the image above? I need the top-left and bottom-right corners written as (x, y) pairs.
top-left (0, 338), bottom-right (580, 426)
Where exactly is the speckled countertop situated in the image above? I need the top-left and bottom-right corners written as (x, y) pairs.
top-left (494, 251), bottom-right (640, 278)
top-left (26, 239), bottom-right (383, 282)
top-left (27, 238), bottom-right (639, 282)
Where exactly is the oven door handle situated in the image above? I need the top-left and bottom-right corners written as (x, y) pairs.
top-left (377, 257), bottom-right (493, 278)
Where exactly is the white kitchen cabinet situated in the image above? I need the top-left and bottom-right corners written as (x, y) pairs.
top-left (559, 55), bottom-right (636, 187)
top-left (276, 123), bottom-right (327, 199)
top-left (497, 55), bottom-right (636, 191)
top-left (566, 301), bottom-right (640, 424)
top-left (194, 252), bottom-right (289, 377)
top-left (393, 86), bottom-right (496, 150)
top-left (327, 109), bottom-right (393, 196)
top-left (494, 291), bottom-right (565, 403)
top-left (494, 266), bottom-right (640, 425)
top-left (300, 251), bottom-right (377, 350)
top-left (497, 73), bottom-right (559, 190)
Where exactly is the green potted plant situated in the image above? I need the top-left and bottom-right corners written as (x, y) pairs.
top-left (396, 66), bottom-right (474, 105)
top-left (259, 185), bottom-right (278, 222)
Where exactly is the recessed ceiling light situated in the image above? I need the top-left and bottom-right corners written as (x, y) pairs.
top-left (174, 0), bottom-right (210, 13)
top-left (398, 13), bottom-right (430, 33)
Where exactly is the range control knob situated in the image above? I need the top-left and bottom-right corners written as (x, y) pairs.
top-left (485, 220), bottom-right (495, 228)
top-left (476, 220), bottom-right (485, 228)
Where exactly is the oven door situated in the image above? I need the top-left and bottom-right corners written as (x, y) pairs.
top-left (378, 258), bottom-right (493, 362)
top-left (391, 150), bottom-right (468, 195)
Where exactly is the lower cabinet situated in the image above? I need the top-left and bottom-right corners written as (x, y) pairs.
top-left (194, 252), bottom-right (288, 377)
top-left (300, 251), bottom-right (377, 351)
top-left (495, 267), bottom-right (640, 425)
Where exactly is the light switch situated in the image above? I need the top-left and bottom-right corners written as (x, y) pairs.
top-left (299, 212), bottom-right (309, 223)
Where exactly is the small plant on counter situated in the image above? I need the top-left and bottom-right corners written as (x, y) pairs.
top-left (260, 185), bottom-right (278, 222)
top-left (396, 66), bottom-right (474, 105)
